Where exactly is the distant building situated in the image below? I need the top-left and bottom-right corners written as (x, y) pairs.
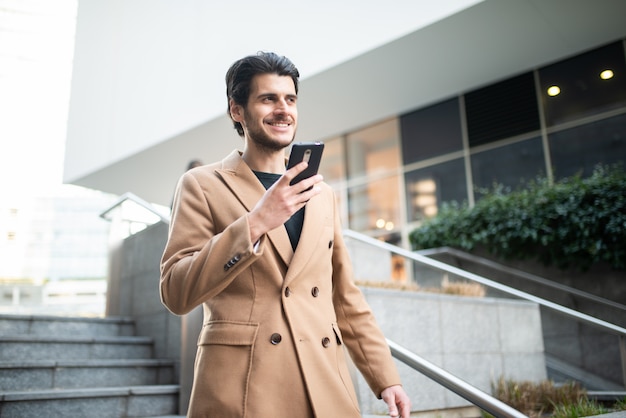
top-left (0, 185), bottom-right (117, 315)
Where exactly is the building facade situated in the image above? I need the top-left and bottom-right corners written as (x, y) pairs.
top-left (63, 1), bottom-right (626, 282)
top-left (319, 39), bottom-right (626, 252)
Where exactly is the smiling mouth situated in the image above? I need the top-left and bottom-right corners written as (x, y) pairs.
top-left (268, 121), bottom-right (291, 128)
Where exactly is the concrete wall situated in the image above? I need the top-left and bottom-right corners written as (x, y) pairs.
top-left (107, 221), bottom-right (182, 375)
top-left (355, 288), bottom-right (545, 415)
top-left (111, 224), bottom-right (546, 415)
top-left (426, 249), bottom-right (626, 389)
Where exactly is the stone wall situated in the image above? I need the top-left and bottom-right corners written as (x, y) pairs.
top-left (354, 287), bottom-right (545, 415)
top-left (107, 221), bottom-right (182, 374)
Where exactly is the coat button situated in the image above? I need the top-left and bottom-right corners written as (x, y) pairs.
top-left (270, 333), bottom-right (282, 345)
top-left (285, 287), bottom-right (291, 297)
top-left (321, 337), bottom-right (331, 348)
top-left (311, 287), bottom-right (319, 297)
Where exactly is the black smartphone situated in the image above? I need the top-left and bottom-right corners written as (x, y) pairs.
top-left (286, 142), bottom-right (325, 186)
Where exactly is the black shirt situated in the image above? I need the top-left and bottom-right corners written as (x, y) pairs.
top-left (253, 171), bottom-right (304, 251)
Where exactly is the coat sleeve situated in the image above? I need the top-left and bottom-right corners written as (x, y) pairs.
top-left (330, 203), bottom-right (402, 398)
top-left (160, 170), bottom-right (264, 315)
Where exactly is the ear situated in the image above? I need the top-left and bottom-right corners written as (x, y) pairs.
top-left (229, 99), bottom-right (244, 122)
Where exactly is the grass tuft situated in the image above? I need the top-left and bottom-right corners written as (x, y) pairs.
top-left (487, 377), bottom-right (626, 417)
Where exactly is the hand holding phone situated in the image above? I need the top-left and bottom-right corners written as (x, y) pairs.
top-left (286, 142), bottom-right (324, 186)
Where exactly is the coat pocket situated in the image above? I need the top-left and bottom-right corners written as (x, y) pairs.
top-left (191, 321), bottom-right (259, 417)
top-left (331, 322), bottom-right (343, 346)
top-left (197, 320), bottom-right (259, 345)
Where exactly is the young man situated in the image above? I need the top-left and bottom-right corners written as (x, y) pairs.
top-left (160, 51), bottom-right (411, 418)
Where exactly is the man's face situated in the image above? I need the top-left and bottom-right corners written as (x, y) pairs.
top-left (236, 73), bottom-right (298, 152)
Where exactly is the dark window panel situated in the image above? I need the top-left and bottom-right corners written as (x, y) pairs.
top-left (549, 113), bottom-right (626, 180)
top-left (400, 98), bottom-right (463, 165)
top-left (471, 137), bottom-right (546, 200)
top-left (404, 158), bottom-right (467, 222)
top-left (465, 72), bottom-right (540, 147)
top-left (539, 41), bottom-right (626, 127)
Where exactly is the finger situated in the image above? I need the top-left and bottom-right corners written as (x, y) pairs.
top-left (283, 161), bottom-right (309, 183)
top-left (386, 397), bottom-right (399, 417)
top-left (296, 174), bottom-right (323, 193)
top-left (399, 398), bottom-right (411, 417)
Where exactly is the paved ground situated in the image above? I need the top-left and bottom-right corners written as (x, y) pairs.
top-left (587, 412), bottom-right (626, 418)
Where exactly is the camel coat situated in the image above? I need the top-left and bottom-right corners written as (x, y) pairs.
top-left (160, 150), bottom-right (401, 417)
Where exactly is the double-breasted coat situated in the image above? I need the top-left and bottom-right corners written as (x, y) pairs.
top-left (160, 150), bottom-right (402, 417)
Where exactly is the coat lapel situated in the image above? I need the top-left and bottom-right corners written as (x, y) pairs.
top-left (284, 191), bottom-right (326, 285)
top-left (215, 150), bottom-right (294, 267)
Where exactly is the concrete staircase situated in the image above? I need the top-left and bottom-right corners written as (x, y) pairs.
top-left (0, 314), bottom-right (179, 417)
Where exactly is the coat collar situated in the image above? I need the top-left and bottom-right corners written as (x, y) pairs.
top-left (215, 150), bottom-right (327, 281)
top-left (215, 150), bottom-right (294, 266)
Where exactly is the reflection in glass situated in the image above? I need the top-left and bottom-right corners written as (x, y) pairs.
top-left (348, 174), bottom-right (400, 234)
top-left (549, 113), bottom-right (626, 180)
top-left (471, 137), bottom-right (545, 199)
top-left (346, 119), bottom-right (400, 179)
top-left (404, 158), bottom-right (467, 222)
top-left (318, 136), bottom-right (345, 184)
top-left (539, 41), bottom-right (626, 126)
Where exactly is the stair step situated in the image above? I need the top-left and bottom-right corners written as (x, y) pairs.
top-left (0, 314), bottom-right (178, 417)
top-left (0, 359), bottom-right (175, 391)
top-left (0, 385), bottom-right (179, 418)
top-left (0, 335), bottom-right (154, 361)
top-left (0, 314), bottom-right (134, 337)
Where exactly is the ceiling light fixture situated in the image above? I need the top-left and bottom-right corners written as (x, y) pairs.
top-left (547, 85), bottom-right (561, 97)
top-left (600, 69), bottom-right (614, 80)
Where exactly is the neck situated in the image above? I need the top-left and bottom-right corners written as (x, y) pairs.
top-left (241, 145), bottom-right (287, 174)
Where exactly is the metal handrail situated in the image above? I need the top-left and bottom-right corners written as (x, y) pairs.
top-left (387, 339), bottom-right (528, 418)
top-left (343, 229), bottom-right (626, 337)
top-left (419, 246), bottom-right (626, 313)
top-left (99, 192), bottom-right (171, 224)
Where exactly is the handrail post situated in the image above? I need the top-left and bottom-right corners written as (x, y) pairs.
top-left (619, 334), bottom-right (626, 389)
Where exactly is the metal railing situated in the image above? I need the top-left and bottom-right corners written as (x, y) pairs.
top-left (342, 229), bottom-right (626, 397)
top-left (387, 339), bottom-right (528, 418)
top-left (343, 229), bottom-right (626, 337)
top-left (419, 246), bottom-right (626, 316)
top-left (99, 192), bottom-right (171, 224)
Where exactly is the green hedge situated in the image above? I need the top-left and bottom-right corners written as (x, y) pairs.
top-left (409, 165), bottom-right (626, 271)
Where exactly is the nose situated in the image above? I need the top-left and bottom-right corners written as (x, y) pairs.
top-left (275, 97), bottom-right (289, 111)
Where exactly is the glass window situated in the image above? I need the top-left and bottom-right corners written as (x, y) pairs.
top-left (549, 113), bottom-right (626, 180)
top-left (318, 136), bottom-right (348, 226)
top-left (346, 119), bottom-right (400, 179)
top-left (404, 158), bottom-right (467, 222)
top-left (400, 98), bottom-right (463, 164)
top-left (345, 119), bottom-right (402, 234)
top-left (539, 41), bottom-right (626, 127)
top-left (470, 137), bottom-right (546, 199)
top-left (348, 174), bottom-right (401, 234)
top-left (465, 72), bottom-right (540, 147)
top-left (318, 136), bottom-right (345, 184)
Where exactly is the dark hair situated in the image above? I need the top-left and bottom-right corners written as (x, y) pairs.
top-left (186, 159), bottom-right (203, 170)
top-left (226, 51), bottom-right (300, 136)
